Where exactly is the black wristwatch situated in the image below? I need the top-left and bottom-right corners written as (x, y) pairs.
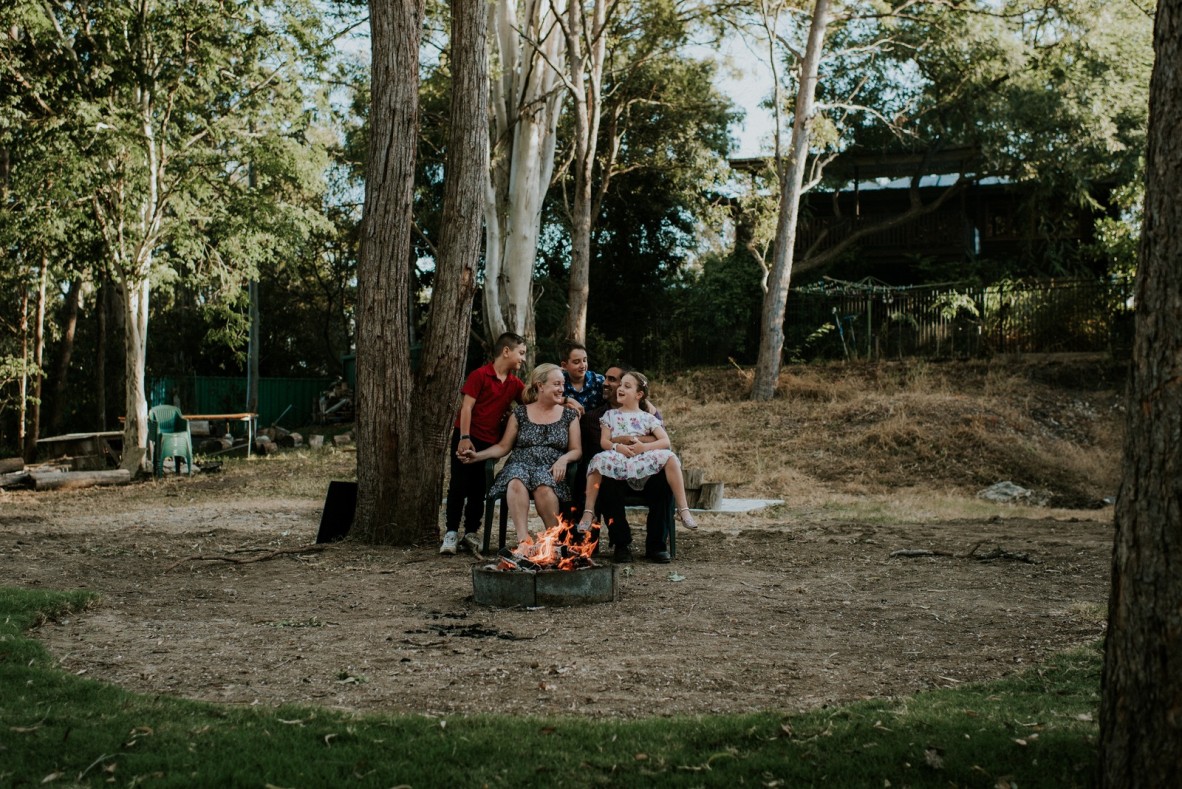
top-left (459, 434), bottom-right (470, 440)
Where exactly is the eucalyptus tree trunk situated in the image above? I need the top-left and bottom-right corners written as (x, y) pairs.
top-left (355, 0), bottom-right (488, 545)
top-left (751, 0), bottom-right (830, 401)
top-left (402, 0), bottom-right (489, 541)
top-left (1099, 0), bottom-right (1182, 784)
top-left (354, 0), bottom-right (425, 544)
top-left (22, 253), bottom-right (48, 461)
top-left (94, 79), bottom-right (166, 466)
top-left (121, 273), bottom-right (151, 460)
top-left (562, 0), bottom-right (608, 343)
top-left (484, 0), bottom-right (567, 350)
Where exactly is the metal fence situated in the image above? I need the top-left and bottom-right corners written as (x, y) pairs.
top-left (784, 277), bottom-right (1135, 361)
top-left (147, 375), bottom-right (332, 428)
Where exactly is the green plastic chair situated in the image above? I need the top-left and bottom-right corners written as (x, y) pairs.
top-left (148, 405), bottom-right (194, 478)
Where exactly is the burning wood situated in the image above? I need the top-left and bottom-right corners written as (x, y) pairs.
top-left (487, 516), bottom-right (600, 573)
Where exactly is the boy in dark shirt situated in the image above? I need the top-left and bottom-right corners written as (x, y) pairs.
top-left (441, 332), bottom-right (527, 555)
top-left (560, 340), bottom-right (605, 415)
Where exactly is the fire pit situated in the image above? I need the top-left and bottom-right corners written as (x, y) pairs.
top-left (472, 563), bottom-right (616, 606)
top-left (470, 520), bottom-right (615, 606)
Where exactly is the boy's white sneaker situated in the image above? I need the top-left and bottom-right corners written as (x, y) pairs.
top-left (439, 531), bottom-right (459, 555)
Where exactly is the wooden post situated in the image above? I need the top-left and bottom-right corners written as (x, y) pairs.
top-left (697, 481), bottom-right (724, 510)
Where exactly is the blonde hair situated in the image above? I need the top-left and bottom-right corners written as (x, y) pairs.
top-left (523, 362), bottom-right (561, 404)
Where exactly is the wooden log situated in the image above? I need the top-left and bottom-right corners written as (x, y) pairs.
top-left (200, 436), bottom-right (233, 453)
top-left (30, 469), bottom-right (132, 491)
top-left (697, 481), bottom-right (724, 510)
top-left (0, 470), bottom-right (31, 489)
top-left (254, 436), bottom-right (279, 455)
top-left (682, 468), bottom-right (706, 490)
top-left (0, 457), bottom-right (24, 473)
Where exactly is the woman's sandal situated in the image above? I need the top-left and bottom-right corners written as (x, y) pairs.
top-left (676, 507), bottom-right (698, 530)
top-left (576, 509), bottom-right (595, 532)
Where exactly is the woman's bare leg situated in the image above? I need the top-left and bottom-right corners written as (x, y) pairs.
top-left (663, 455), bottom-right (697, 529)
top-left (506, 479), bottom-right (532, 542)
top-left (534, 486), bottom-right (561, 530)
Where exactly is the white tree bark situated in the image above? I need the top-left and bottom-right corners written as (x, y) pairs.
top-left (484, 0), bottom-right (568, 347)
top-left (122, 275), bottom-right (151, 455)
top-left (95, 77), bottom-right (165, 466)
top-left (751, 0), bottom-right (831, 401)
top-left (561, 0), bottom-right (608, 343)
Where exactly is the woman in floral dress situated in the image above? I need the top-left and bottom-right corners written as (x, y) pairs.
top-left (460, 364), bottom-right (581, 545)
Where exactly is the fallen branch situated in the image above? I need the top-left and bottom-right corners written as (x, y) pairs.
top-left (966, 544), bottom-right (1036, 564)
top-left (163, 543), bottom-right (329, 572)
top-left (889, 548), bottom-right (953, 559)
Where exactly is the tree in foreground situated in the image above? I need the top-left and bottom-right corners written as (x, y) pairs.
top-left (353, 0), bottom-right (487, 544)
top-left (1099, 0), bottom-right (1182, 784)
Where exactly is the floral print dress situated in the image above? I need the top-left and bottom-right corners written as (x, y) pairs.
top-left (586, 409), bottom-right (674, 490)
top-left (486, 404), bottom-right (578, 501)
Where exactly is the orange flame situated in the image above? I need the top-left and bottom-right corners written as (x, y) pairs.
top-left (511, 513), bottom-right (599, 570)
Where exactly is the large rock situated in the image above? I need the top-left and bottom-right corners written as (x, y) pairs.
top-left (977, 480), bottom-right (1049, 506)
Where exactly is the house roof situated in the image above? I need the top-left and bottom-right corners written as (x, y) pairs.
top-left (729, 145), bottom-right (982, 181)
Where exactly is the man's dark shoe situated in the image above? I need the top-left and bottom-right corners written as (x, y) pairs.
top-left (645, 550), bottom-right (671, 564)
top-left (613, 545), bottom-right (633, 563)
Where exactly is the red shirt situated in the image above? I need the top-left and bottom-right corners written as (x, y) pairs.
top-left (454, 363), bottom-right (525, 443)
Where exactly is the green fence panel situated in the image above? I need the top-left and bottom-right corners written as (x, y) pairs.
top-left (258, 377), bottom-right (332, 428)
top-left (147, 375), bottom-right (332, 428)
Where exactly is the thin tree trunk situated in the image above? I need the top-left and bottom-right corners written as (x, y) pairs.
top-left (18, 285), bottom-right (29, 449)
top-left (121, 274), bottom-right (150, 463)
top-left (48, 277), bottom-right (82, 434)
top-left (23, 253), bottom-right (48, 461)
top-left (752, 0), bottom-right (830, 401)
top-left (353, 0), bottom-right (424, 544)
top-left (97, 278), bottom-right (108, 429)
top-left (563, 0), bottom-right (607, 343)
top-left (1099, 0), bottom-right (1182, 784)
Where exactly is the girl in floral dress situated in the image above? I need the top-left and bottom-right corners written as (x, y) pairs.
top-left (576, 371), bottom-right (697, 531)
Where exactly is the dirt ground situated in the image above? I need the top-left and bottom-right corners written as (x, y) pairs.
top-left (3, 472), bottom-right (1111, 720)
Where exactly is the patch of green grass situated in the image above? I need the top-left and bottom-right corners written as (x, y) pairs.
top-left (1, 586), bottom-right (1098, 787)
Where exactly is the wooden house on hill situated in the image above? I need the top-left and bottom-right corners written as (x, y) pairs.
top-left (730, 147), bottom-right (1107, 281)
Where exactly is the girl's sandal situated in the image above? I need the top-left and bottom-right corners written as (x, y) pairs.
top-left (576, 509), bottom-right (595, 532)
top-left (676, 507), bottom-right (698, 530)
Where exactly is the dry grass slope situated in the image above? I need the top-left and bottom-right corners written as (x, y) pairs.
top-left (657, 355), bottom-right (1125, 510)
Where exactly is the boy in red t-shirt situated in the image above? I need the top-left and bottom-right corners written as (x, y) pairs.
top-left (441, 332), bottom-right (527, 555)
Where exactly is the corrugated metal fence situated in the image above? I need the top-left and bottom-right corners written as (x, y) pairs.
top-left (784, 278), bottom-right (1135, 361)
top-left (147, 375), bottom-right (331, 428)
